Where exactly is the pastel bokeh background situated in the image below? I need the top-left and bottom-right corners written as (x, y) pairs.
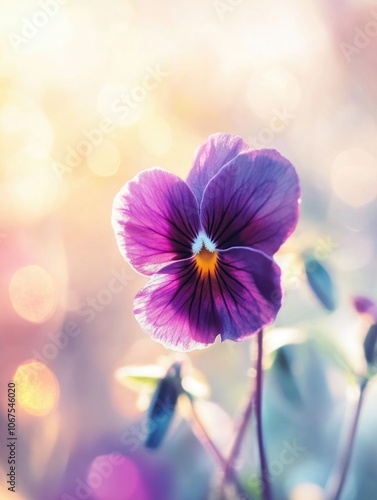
top-left (1, 0), bottom-right (377, 499)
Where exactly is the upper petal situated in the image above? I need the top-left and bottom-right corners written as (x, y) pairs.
top-left (200, 149), bottom-right (300, 255)
top-left (112, 168), bottom-right (200, 276)
top-left (133, 247), bottom-right (281, 352)
top-left (186, 133), bottom-right (250, 204)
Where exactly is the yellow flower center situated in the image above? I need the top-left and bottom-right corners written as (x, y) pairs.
top-left (195, 247), bottom-right (218, 275)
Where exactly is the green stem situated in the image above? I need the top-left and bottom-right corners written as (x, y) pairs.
top-left (255, 328), bottom-right (272, 500)
top-left (221, 377), bottom-right (254, 496)
top-left (189, 396), bottom-right (253, 499)
top-left (326, 378), bottom-right (368, 500)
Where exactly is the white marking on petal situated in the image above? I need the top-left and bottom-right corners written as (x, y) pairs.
top-left (203, 235), bottom-right (216, 252)
top-left (192, 231), bottom-right (216, 254)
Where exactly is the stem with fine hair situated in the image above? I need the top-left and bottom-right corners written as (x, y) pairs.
top-left (220, 375), bottom-right (254, 495)
top-left (254, 328), bottom-right (272, 500)
top-left (188, 395), bottom-right (254, 499)
top-left (326, 378), bottom-right (368, 500)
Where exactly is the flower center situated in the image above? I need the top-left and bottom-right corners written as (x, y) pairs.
top-left (195, 247), bottom-right (218, 274)
top-left (192, 232), bottom-right (217, 275)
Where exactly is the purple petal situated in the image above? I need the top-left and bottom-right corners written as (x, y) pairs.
top-left (134, 247), bottom-right (281, 352)
top-left (200, 149), bottom-right (300, 255)
top-left (134, 257), bottom-right (220, 351)
top-left (186, 133), bottom-right (250, 204)
top-left (112, 168), bottom-right (200, 276)
top-left (215, 247), bottom-right (282, 341)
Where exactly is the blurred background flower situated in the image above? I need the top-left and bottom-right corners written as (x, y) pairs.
top-left (1, 0), bottom-right (377, 499)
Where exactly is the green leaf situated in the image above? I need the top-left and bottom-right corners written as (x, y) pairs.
top-left (115, 365), bottom-right (166, 392)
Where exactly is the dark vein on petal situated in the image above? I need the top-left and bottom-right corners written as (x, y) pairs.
top-left (214, 266), bottom-right (235, 322)
top-left (218, 258), bottom-right (264, 321)
top-left (188, 266), bottom-right (203, 325)
top-left (216, 199), bottom-right (271, 247)
top-left (130, 221), bottom-right (192, 250)
top-left (134, 198), bottom-right (195, 245)
top-left (215, 190), bottom-right (255, 241)
top-left (207, 269), bottom-right (218, 331)
top-left (216, 265), bottom-right (247, 304)
top-left (213, 186), bottom-right (270, 245)
top-left (151, 262), bottom-right (198, 325)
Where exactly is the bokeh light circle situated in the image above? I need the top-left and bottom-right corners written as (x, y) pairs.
top-left (9, 265), bottom-right (57, 323)
top-left (138, 116), bottom-right (172, 156)
top-left (13, 362), bottom-right (60, 416)
top-left (247, 65), bottom-right (301, 119)
top-left (87, 455), bottom-right (141, 500)
top-left (4, 153), bottom-right (59, 224)
top-left (97, 84), bottom-right (141, 126)
top-left (87, 139), bottom-right (121, 177)
top-left (289, 483), bottom-right (324, 500)
top-left (331, 149), bottom-right (377, 207)
top-left (0, 96), bottom-right (53, 159)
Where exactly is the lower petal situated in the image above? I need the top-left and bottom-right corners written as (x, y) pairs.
top-left (134, 248), bottom-right (281, 351)
top-left (134, 258), bottom-right (221, 351)
top-left (215, 247), bottom-right (282, 341)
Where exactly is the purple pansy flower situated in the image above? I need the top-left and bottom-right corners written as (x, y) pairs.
top-left (112, 133), bottom-right (300, 351)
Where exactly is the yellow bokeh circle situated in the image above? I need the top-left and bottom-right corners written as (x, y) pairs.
top-left (9, 265), bottom-right (57, 323)
top-left (13, 362), bottom-right (60, 417)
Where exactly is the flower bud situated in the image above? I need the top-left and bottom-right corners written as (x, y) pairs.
top-left (363, 323), bottom-right (377, 367)
top-left (304, 255), bottom-right (337, 311)
top-left (144, 362), bottom-right (182, 449)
